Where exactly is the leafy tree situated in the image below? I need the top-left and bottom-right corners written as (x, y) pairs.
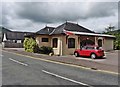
top-left (105, 24), bottom-right (115, 32)
top-left (112, 31), bottom-right (120, 50)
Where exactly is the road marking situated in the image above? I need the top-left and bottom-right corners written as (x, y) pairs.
top-left (42, 70), bottom-right (92, 87)
top-left (75, 58), bottom-right (106, 62)
top-left (3, 50), bottom-right (119, 75)
top-left (9, 58), bottom-right (28, 66)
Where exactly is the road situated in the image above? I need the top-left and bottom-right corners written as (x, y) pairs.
top-left (2, 51), bottom-right (118, 86)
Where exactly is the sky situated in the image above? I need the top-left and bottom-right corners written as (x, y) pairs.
top-left (1, 0), bottom-right (119, 33)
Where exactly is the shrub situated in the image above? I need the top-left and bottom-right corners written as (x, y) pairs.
top-left (23, 38), bottom-right (53, 54)
top-left (23, 38), bottom-right (39, 53)
top-left (39, 46), bottom-right (53, 55)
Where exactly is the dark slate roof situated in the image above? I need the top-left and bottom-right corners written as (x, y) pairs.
top-left (2, 31), bottom-right (34, 41)
top-left (5, 32), bottom-right (26, 40)
top-left (36, 26), bottom-right (55, 35)
top-left (51, 22), bottom-right (95, 34)
top-left (0, 26), bottom-right (11, 33)
top-left (1, 26), bottom-right (35, 41)
top-left (1, 27), bottom-right (12, 41)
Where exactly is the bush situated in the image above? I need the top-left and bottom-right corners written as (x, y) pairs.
top-left (23, 38), bottom-right (53, 54)
top-left (23, 38), bottom-right (39, 53)
top-left (39, 46), bottom-right (53, 55)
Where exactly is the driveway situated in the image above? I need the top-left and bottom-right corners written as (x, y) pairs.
top-left (74, 50), bottom-right (119, 66)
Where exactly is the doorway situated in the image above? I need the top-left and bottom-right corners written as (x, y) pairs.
top-left (98, 39), bottom-right (102, 47)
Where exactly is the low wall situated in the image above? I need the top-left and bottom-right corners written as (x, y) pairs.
top-left (2, 42), bottom-right (23, 48)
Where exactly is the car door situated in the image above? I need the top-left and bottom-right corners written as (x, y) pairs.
top-left (80, 46), bottom-right (87, 56)
top-left (85, 46), bottom-right (94, 56)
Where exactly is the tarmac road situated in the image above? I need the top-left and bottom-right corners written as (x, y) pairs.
top-left (2, 51), bottom-right (119, 86)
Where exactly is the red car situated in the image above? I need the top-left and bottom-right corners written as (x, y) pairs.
top-left (74, 45), bottom-right (105, 59)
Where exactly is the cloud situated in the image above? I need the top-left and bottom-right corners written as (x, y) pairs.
top-left (2, 2), bottom-right (118, 32)
top-left (14, 2), bottom-right (117, 23)
top-left (118, 2), bottom-right (120, 29)
top-left (2, 2), bottom-right (17, 25)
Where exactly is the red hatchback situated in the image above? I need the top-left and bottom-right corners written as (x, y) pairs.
top-left (74, 45), bottom-right (105, 59)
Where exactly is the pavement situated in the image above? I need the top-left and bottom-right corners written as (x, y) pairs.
top-left (2, 48), bottom-right (119, 74)
top-left (2, 50), bottom-right (119, 86)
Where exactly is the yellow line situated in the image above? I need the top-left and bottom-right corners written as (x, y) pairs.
top-left (3, 50), bottom-right (119, 75)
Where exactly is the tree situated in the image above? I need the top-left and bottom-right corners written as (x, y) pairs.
top-left (105, 24), bottom-right (115, 32)
top-left (113, 31), bottom-right (120, 50)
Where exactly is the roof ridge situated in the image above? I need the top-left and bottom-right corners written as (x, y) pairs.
top-left (49, 29), bottom-right (56, 35)
top-left (65, 21), bottom-right (77, 24)
top-left (62, 23), bottom-right (67, 31)
top-left (45, 26), bottom-right (55, 28)
top-left (77, 24), bottom-right (95, 33)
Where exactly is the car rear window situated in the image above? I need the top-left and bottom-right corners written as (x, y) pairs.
top-left (96, 47), bottom-right (100, 49)
top-left (96, 47), bottom-right (102, 50)
top-left (86, 47), bottom-right (94, 50)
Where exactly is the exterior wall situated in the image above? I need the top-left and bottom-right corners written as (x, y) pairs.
top-left (36, 34), bottom-right (80, 55)
top-left (95, 37), bottom-right (114, 51)
top-left (62, 35), bottom-right (80, 55)
top-left (103, 38), bottom-right (114, 51)
top-left (36, 35), bottom-right (62, 55)
top-left (95, 37), bottom-right (104, 46)
top-left (36, 34), bottom-right (114, 55)
top-left (36, 35), bottom-right (51, 47)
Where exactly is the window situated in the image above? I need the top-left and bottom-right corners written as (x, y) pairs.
top-left (52, 38), bottom-right (58, 48)
top-left (42, 38), bottom-right (49, 42)
top-left (86, 46), bottom-right (94, 50)
top-left (68, 38), bottom-right (75, 48)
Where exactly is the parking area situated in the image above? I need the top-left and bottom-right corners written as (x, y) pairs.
top-left (74, 50), bottom-right (119, 66)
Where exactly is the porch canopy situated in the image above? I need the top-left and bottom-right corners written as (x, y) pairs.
top-left (64, 30), bottom-right (116, 38)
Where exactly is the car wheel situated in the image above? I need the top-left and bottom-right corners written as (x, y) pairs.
top-left (74, 52), bottom-right (79, 57)
top-left (90, 53), bottom-right (96, 59)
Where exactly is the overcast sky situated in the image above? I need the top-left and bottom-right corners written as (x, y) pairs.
top-left (1, 0), bottom-right (119, 32)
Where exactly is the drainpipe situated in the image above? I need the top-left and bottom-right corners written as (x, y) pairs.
top-left (95, 37), bottom-right (97, 46)
top-left (60, 38), bottom-right (62, 56)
